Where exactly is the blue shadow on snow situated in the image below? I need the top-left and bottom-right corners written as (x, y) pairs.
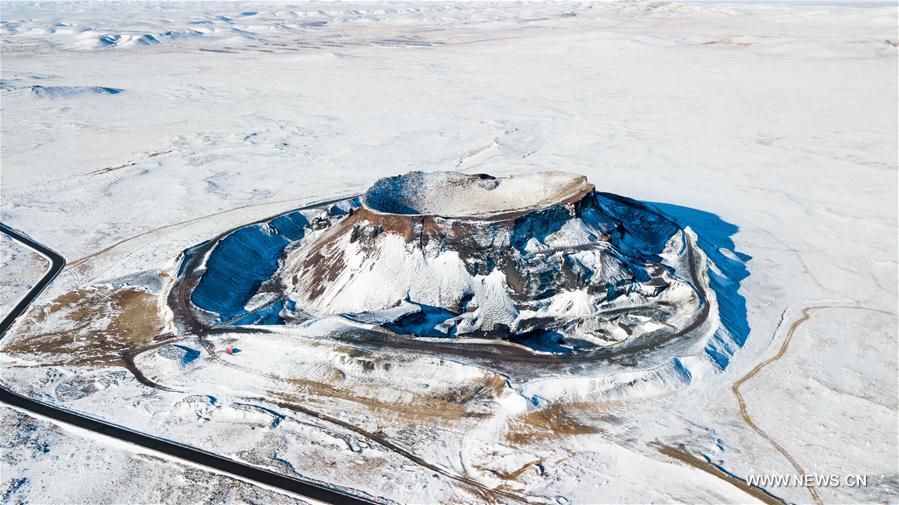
top-left (173, 344), bottom-right (201, 365)
top-left (191, 211), bottom-right (308, 321)
top-left (644, 201), bottom-right (751, 369)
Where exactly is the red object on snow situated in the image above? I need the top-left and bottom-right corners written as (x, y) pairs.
top-left (225, 345), bottom-right (233, 355)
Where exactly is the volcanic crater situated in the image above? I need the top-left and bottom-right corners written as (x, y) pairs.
top-left (173, 171), bottom-right (736, 367)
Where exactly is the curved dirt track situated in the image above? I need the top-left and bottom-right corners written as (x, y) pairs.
top-left (732, 304), bottom-right (897, 505)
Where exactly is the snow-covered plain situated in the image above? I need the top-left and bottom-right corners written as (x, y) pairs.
top-left (0, 233), bottom-right (48, 316)
top-left (0, 404), bottom-right (315, 504)
top-left (1, 1), bottom-right (897, 504)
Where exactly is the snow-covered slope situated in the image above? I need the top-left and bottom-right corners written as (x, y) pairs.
top-left (2, 1), bottom-right (895, 504)
top-left (277, 172), bottom-right (704, 351)
top-left (166, 171), bottom-right (745, 415)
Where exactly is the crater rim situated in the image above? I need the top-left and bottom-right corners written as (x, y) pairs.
top-left (361, 170), bottom-right (595, 219)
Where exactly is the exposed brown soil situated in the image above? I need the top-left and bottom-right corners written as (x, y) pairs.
top-left (474, 459), bottom-right (544, 482)
top-left (180, 324), bottom-right (503, 422)
top-left (263, 387), bottom-right (530, 504)
top-left (436, 371), bottom-right (508, 405)
top-left (657, 444), bottom-right (785, 505)
top-left (6, 286), bottom-right (165, 367)
top-left (277, 373), bottom-right (493, 423)
top-left (505, 402), bottom-right (603, 445)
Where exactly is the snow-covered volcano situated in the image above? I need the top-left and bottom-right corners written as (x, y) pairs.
top-left (276, 171), bottom-right (704, 351)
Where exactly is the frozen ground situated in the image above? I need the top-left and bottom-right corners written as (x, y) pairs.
top-left (1, 1), bottom-right (897, 504)
top-left (0, 233), bottom-right (49, 317)
top-left (0, 405), bottom-right (311, 504)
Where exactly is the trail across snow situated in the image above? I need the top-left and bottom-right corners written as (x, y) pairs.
top-left (1, 1), bottom-right (896, 503)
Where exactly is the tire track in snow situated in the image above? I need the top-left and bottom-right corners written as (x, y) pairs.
top-left (67, 192), bottom-right (356, 269)
top-left (187, 332), bottom-right (531, 504)
top-left (731, 304), bottom-right (896, 505)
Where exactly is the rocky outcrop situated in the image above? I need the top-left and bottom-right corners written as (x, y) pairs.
top-left (278, 171), bottom-right (702, 351)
